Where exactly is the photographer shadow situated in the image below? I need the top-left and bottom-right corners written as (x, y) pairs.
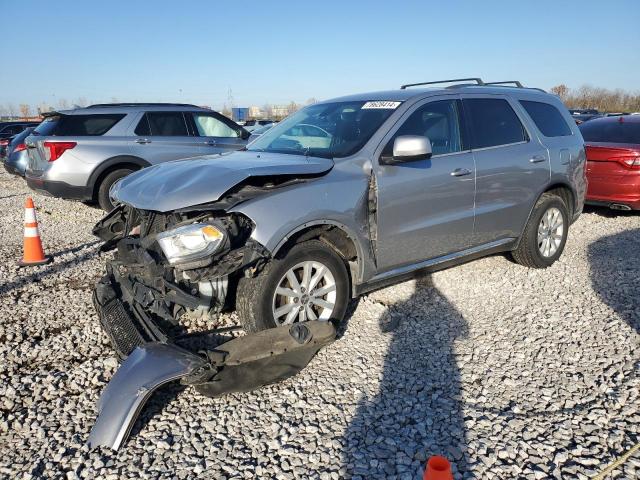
top-left (342, 274), bottom-right (469, 479)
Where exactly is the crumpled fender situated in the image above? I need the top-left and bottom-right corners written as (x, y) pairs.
top-left (87, 343), bottom-right (208, 450)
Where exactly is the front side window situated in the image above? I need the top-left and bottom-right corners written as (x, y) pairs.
top-left (579, 119), bottom-right (640, 144)
top-left (465, 98), bottom-right (527, 149)
top-left (192, 114), bottom-right (239, 138)
top-left (247, 101), bottom-right (399, 158)
top-left (386, 99), bottom-right (464, 156)
top-left (520, 100), bottom-right (572, 137)
top-left (135, 112), bottom-right (189, 136)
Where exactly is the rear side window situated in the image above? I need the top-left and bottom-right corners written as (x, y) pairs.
top-left (464, 98), bottom-right (527, 149)
top-left (579, 119), bottom-right (640, 144)
top-left (135, 112), bottom-right (189, 136)
top-left (38, 114), bottom-right (125, 136)
top-left (520, 101), bottom-right (572, 137)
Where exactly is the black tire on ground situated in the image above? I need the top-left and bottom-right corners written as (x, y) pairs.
top-left (236, 240), bottom-right (350, 333)
top-left (97, 168), bottom-right (134, 212)
top-left (511, 192), bottom-right (569, 268)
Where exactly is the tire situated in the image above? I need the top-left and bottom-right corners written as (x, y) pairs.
top-left (97, 168), bottom-right (134, 212)
top-left (511, 193), bottom-right (569, 268)
top-left (236, 240), bottom-right (350, 333)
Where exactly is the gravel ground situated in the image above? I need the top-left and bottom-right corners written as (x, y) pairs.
top-left (0, 168), bottom-right (638, 479)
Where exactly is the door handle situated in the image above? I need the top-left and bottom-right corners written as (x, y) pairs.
top-left (135, 138), bottom-right (151, 144)
top-left (529, 155), bottom-right (546, 163)
top-left (203, 140), bottom-right (216, 146)
top-left (450, 168), bottom-right (472, 177)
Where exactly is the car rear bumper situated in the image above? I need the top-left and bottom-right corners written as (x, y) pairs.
top-left (26, 176), bottom-right (92, 201)
top-left (586, 173), bottom-right (640, 210)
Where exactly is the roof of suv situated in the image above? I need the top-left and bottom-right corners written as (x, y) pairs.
top-left (55, 103), bottom-right (213, 116)
top-left (329, 85), bottom-right (551, 104)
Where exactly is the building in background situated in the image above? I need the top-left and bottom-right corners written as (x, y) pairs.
top-left (271, 105), bottom-right (288, 119)
top-left (231, 107), bottom-right (249, 122)
top-left (248, 106), bottom-right (262, 119)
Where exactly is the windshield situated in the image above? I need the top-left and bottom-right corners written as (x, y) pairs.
top-left (247, 101), bottom-right (400, 158)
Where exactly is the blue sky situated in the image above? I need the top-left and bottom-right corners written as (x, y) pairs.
top-left (1, 0), bottom-right (638, 110)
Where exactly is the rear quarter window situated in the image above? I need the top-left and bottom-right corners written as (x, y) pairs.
top-left (579, 120), bottom-right (640, 144)
top-left (520, 100), bottom-right (572, 137)
top-left (36, 114), bottom-right (125, 136)
top-left (464, 98), bottom-right (527, 149)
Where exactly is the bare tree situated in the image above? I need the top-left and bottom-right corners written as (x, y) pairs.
top-left (6, 103), bottom-right (17, 118)
top-left (75, 97), bottom-right (88, 108)
top-left (262, 104), bottom-right (273, 118)
top-left (19, 104), bottom-right (32, 119)
top-left (287, 101), bottom-right (300, 115)
top-left (550, 84), bottom-right (569, 102)
top-left (58, 98), bottom-right (69, 109)
top-left (551, 84), bottom-right (640, 112)
top-left (306, 98), bottom-right (318, 105)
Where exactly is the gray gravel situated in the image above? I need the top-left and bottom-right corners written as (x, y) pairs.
top-left (0, 168), bottom-right (638, 479)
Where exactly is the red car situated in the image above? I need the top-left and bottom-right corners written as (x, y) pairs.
top-left (579, 115), bottom-right (640, 210)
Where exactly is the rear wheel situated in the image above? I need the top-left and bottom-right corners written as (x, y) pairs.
top-left (512, 193), bottom-right (569, 268)
top-left (97, 168), bottom-right (134, 211)
top-left (236, 240), bottom-right (350, 333)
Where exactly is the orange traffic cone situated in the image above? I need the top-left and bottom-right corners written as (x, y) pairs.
top-left (18, 197), bottom-right (52, 267)
top-left (423, 455), bottom-right (454, 480)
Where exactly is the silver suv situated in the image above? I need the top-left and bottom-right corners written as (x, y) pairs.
top-left (94, 79), bottom-right (587, 358)
top-left (25, 103), bottom-right (250, 210)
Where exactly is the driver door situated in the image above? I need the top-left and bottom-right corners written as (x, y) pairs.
top-left (374, 97), bottom-right (476, 271)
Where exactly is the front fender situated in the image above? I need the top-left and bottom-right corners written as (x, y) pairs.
top-left (87, 343), bottom-right (208, 450)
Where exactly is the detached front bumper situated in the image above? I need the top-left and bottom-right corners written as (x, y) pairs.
top-left (94, 261), bottom-right (210, 358)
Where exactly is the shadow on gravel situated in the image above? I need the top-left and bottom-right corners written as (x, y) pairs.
top-left (0, 242), bottom-right (101, 296)
top-left (588, 227), bottom-right (639, 334)
top-left (342, 275), bottom-right (469, 479)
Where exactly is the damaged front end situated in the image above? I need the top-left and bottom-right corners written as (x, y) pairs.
top-left (89, 176), bottom-right (338, 450)
top-left (93, 204), bottom-right (268, 358)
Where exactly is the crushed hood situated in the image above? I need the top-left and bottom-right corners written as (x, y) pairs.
top-left (111, 151), bottom-right (334, 212)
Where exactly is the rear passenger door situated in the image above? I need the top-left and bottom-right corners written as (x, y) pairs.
top-left (461, 95), bottom-right (550, 244)
top-left (188, 112), bottom-right (247, 155)
top-left (129, 111), bottom-right (202, 164)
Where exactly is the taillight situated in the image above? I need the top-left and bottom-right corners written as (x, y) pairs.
top-left (0, 139), bottom-right (9, 146)
top-left (14, 143), bottom-right (27, 153)
top-left (43, 141), bottom-right (76, 162)
top-left (585, 145), bottom-right (640, 170)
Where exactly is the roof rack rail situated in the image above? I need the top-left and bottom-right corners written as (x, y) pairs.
top-left (87, 102), bottom-right (203, 108)
top-left (484, 81), bottom-right (546, 93)
top-left (484, 81), bottom-right (523, 87)
top-left (400, 78), bottom-right (485, 89)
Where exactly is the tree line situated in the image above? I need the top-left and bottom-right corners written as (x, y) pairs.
top-left (551, 84), bottom-right (640, 113)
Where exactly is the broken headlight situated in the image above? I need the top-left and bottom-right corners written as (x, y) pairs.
top-left (157, 223), bottom-right (225, 265)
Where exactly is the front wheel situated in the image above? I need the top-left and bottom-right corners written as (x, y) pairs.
top-left (236, 240), bottom-right (350, 332)
top-left (512, 193), bottom-right (569, 268)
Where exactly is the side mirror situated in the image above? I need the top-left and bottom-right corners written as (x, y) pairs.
top-left (380, 135), bottom-right (432, 165)
top-left (240, 129), bottom-right (251, 140)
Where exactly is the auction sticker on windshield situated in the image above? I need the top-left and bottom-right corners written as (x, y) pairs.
top-left (362, 101), bottom-right (402, 109)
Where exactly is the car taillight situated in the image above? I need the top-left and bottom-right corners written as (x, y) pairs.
top-left (43, 141), bottom-right (76, 162)
top-left (585, 145), bottom-right (640, 170)
top-left (14, 143), bottom-right (27, 153)
top-left (0, 139), bottom-right (9, 146)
